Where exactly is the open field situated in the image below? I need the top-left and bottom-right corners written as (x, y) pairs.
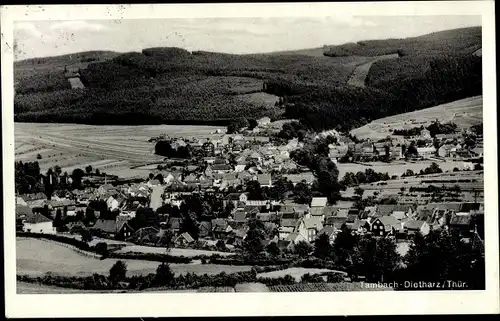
top-left (350, 95), bottom-right (483, 140)
top-left (338, 160), bottom-right (471, 179)
top-left (257, 267), bottom-right (346, 282)
top-left (17, 238), bottom-right (252, 277)
top-left (15, 122), bottom-right (224, 178)
top-left (116, 245), bottom-right (236, 258)
top-left (236, 92), bottom-right (280, 108)
top-left (347, 54), bottom-right (399, 88)
top-left (16, 282), bottom-right (123, 294)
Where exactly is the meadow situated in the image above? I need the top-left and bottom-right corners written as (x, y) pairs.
top-left (350, 95), bottom-right (483, 140)
top-left (16, 237), bottom-right (252, 278)
top-left (115, 245), bottom-right (236, 258)
top-left (257, 267), bottom-right (346, 282)
top-left (15, 122), bottom-right (223, 178)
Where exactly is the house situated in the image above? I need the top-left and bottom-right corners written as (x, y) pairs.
top-left (324, 216), bottom-right (348, 231)
top-left (310, 207), bottom-right (326, 221)
top-left (67, 221), bottom-right (86, 234)
top-left (257, 117), bottom-right (271, 126)
top-left (391, 210), bottom-right (408, 221)
top-left (317, 226), bottom-right (337, 244)
top-left (16, 197), bottom-right (28, 206)
top-left (129, 226), bottom-right (160, 244)
top-left (257, 174), bottom-right (272, 187)
top-left (97, 184), bottom-right (117, 196)
top-left (283, 174), bottom-right (315, 186)
top-left (198, 221), bottom-right (213, 238)
top-left (303, 215), bottom-right (324, 242)
top-left (350, 219), bottom-right (370, 234)
top-left (212, 219), bottom-right (233, 240)
top-left (360, 206), bottom-right (377, 219)
top-left (17, 205), bottom-right (55, 234)
top-left (21, 212), bottom-right (55, 234)
top-left (202, 140), bottom-right (216, 157)
top-left (277, 239), bottom-right (295, 252)
top-left (310, 197), bottom-right (328, 208)
top-left (371, 216), bottom-right (401, 237)
top-left (375, 204), bottom-right (414, 219)
top-left (417, 146), bottom-right (436, 158)
top-left (224, 193), bottom-right (248, 208)
top-left (328, 145), bottom-right (349, 161)
top-left (167, 217), bottom-right (183, 235)
top-left (174, 232), bottom-right (195, 246)
top-left (438, 144), bottom-right (453, 157)
top-left (106, 194), bottom-right (125, 211)
top-left (256, 212), bottom-right (279, 223)
top-left (248, 151), bottom-right (263, 164)
top-left (147, 179), bottom-right (161, 188)
top-left (420, 128), bottom-right (432, 139)
top-left (91, 219), bottom-right (134, 240)
top-left (232, 210), bottom-right (248, 226)
top-left (211, 164), bottom-right (233, 173)
top-left (448, 215), bottom-right (474, 237)
top-left (402, 220), bottom-right (430, 236)
top-left (278, 218), bottom-right (299, 240)
top-left (226, 227), bottom-right (248, 247)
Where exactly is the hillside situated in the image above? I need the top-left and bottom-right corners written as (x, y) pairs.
top-left (350, 95), bottom-right (483, 140)
top-left (14, 26), bottom-right (482, 129)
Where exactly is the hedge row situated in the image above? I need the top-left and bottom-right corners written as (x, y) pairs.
top-left (18, 269), bottom-right (259, 291)
top-left (17, 232), bottom-right (97, 253)
top-left (108, 252), bottom-right (193, 264)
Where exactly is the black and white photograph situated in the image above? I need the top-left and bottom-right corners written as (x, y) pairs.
top-left (2, 1), bottom-right (498, 317)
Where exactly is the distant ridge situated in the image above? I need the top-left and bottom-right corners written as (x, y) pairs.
top-left (14, 26), bottom-right (482, 131)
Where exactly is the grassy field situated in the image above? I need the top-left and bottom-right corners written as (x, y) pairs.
top-left (116, 245), bottom-right (236, 258)
top-left (15, 122), bottom-right (223, 177)
top-left (338, 160), bottom-right (474, 179)
top-left (16, 282), bottom-right (122, 294)
top-left (350, 95), bottom-right (483, 140)
top-left (17, 238), bottom-right (252, 277)
top-left (257, 267), bottom-right (346, 282)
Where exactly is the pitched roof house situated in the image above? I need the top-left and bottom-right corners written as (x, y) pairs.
top-left (371, 216), bottom-right (401, 237)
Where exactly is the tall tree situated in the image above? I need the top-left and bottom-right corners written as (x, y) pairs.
top-left (314, 233), bottom-right (333, 259)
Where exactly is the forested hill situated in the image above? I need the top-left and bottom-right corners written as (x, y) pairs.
top-left (14, 26), bottom-right (482, 130)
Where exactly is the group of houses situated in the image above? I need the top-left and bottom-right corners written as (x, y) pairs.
top-left (15, 178), bottom-right (485, 254)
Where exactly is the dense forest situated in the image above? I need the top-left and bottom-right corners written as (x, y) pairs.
top-left (14, 27), bottom-right (482, 129)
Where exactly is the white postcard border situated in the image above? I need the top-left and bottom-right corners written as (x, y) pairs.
top-left (2, 1), bottom-right (498, 317)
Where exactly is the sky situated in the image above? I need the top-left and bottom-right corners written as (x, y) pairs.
top-left (14, 15), bottom-right (481, 60)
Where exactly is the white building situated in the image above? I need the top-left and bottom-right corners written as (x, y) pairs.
top-left (417, 146), bottom-right (436, 158)
top-left (22, 212), bottom-right (55, 234)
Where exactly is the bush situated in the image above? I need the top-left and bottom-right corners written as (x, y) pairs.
top-left (95, 242), bottom-right (108, 258)
top-left (108, 252), bottom-right (192, 263)
top-left (109, 261), bottom-right (127, 284)
top-left (154, 262), bottom-right (175, 286)
top-left (257, 274), bottom-right (296, 286)
top-left (300, 273), bottom-right (325, 283)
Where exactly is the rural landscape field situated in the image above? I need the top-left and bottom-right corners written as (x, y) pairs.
top-left (15, 123), bottom-right (223, 177)
top-left (13, 17), bottom-right (485, 296)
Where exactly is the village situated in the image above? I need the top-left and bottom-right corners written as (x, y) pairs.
top-left (16, 116), bottom-right (485, 257)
